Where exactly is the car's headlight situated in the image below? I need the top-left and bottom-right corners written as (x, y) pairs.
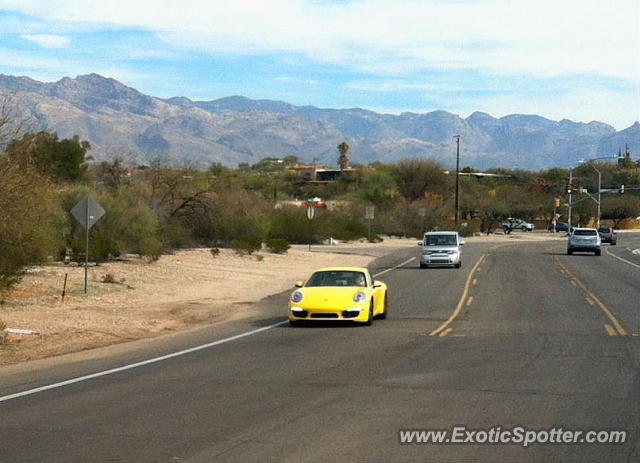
top-left (291, 290), bottom-right (304, 303)
top-left (354, 291), bottom-right (367, 302)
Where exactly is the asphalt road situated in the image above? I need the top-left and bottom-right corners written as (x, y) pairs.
top-left (1, 234), bottom-right (639, 462)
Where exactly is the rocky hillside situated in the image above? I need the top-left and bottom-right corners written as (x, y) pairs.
top-left (1, 73), bottom-right (637, 169)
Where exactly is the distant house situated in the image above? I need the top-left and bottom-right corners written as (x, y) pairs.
top-left (290, 163), bottom-right (356, 183)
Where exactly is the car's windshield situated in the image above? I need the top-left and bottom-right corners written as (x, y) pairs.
top-left (306, 271), bottom-right (367, 287)
top-left (597, 227), bottom-right (611, 233)
top-left (425, 234), bottom-right (457, 246)
top-left (574, 230), bottom-right (597, 236)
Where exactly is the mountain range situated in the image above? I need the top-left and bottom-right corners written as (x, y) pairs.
top-left (0, 73), bottom-right (637, 169)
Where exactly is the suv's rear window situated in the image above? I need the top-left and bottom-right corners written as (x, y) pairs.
top-left (574, 230), bottom-right (597, 236)
top-left (597, 227), bottom-right (611, 233)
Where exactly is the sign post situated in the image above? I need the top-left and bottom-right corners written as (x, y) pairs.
top-left (418, 207), bottom-right (427, 233)
top-left (307, 206), bottom-right (315, 251)
top-left (365, 206), bottom-right (375, 242)
top-left (71, 196), bottom-right (105, 294)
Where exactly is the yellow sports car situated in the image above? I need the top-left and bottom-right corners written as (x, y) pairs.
top-left (288, 267), bottom-right (388, 326)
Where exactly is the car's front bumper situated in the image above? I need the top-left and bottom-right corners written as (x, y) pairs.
top-left (420, 254), bottom-right (461, 266)
top-left (288, 305), bottom-right (370, 322)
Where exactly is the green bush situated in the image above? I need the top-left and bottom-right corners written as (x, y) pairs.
top-left (268, 207), bottom-right (309, 243)
top-left (0, 159), bottom-right (60, 294)
top-left (233, 236), bottom-right (262, 255)
top-left (266, 238), bottom-right (291, 254)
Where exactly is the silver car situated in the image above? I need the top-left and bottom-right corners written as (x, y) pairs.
top-left (419, 231), bottom-right (464, 268)
top-left (567, 227), bottom-right (601, 255)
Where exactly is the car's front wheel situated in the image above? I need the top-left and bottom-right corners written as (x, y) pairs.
top-left (595, 249), bottom-right (601, 256)
top-left (377, 292), bottom-right (388, 319)
top-left (567, 249), bottom-right (573, 255)
top-left (289, 319), bottom-right (304, 327)
top-left (365, 300), bottom-right (374, 326)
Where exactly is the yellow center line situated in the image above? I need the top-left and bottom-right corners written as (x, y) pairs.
top-left (429, 253), bottom-right (486, 336)
top-left (439, 327), bottom-right (453, 337)
top-left (472, 278), bottom-right (477, 286)
top-left (555, 258), bottom-right (628, 336)
top-left (604, 324), bottom-right (617, 336)
top-left (466, 296), bottom-right (474, 307)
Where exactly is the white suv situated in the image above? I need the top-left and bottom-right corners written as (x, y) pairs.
top-left (567, 228), bottom-right (601, 255)
top-left (419, 231), bottom-right (465, 268)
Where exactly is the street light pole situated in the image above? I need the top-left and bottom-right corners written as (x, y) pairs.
top-left (453, 135), bottom-right (460, 225)
top-left (567, 170), bottom-right (573, 230)
top-left (579, 156), bottom-right (615, 228)
top-left (595, 166), bottom-right (601, 228)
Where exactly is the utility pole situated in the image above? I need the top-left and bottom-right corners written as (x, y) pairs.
top-left (568, 170), bottom-right (573, 229)
top-left (453, 135), bottom-right (460, 225)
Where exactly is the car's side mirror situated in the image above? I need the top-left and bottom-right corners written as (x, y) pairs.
top-left (294, 280), bottom-right (304, 288)
top-left (373, 281), bottom-right (382, 288)
top-left (417, 241), bottom-right (423, 246)
top-left (460, 240), bottom-right (466, 246)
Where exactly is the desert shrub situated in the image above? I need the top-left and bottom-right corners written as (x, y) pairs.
top-left (210, 247), bottom-right (220, 258)
top-left (266, 238), bottom-right (291, 254)
top-left (0, 158), bottom-right (60, 294)
top-left (101, 273), bottom-right (117, 284)
top-left (162, 220), bottom-right (193, 248)
top-left (255, 254), bottom-right (264, 262)
top-left (369, 234), bottom-right (384, 243)
top-left (268, 206), bottom-right (309, 243)
top-left (61, 185), bottom-right (165, 262)
top-left (233, 236), bottom-right (262, 255)
top-left (319, 207), bottom-right (368, 241)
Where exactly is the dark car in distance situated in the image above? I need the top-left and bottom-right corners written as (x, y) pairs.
top-left (597, 226), bottom-right (617, 245)
top-left (549, 222), bottom-right (570, 233)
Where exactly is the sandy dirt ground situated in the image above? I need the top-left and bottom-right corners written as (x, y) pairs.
top-left (0, 232), bottom-right (566, 366)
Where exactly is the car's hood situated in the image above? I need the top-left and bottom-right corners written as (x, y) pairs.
top-left (422, 246), bottom-right (459, 252)
top-left (294, 287), bottom-right (369, 309)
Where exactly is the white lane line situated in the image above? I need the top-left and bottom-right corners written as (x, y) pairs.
top-left (0, 320), bottom-right (288, 403)
top-left (1, 255), bottom-right (417, 404)
top-left (605, 246), bottom-right (640, 270)
top-left (372, 257), bottom-right (416, 277)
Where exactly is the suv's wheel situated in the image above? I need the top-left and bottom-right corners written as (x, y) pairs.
top-left (595, 249), bottom-right (601, 256)
top-left (567, 249), bottom-right (573, 255)
top-left (420, 263), bottom-right (428, 269)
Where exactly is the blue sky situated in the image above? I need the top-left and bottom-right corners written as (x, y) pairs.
top-left (0, 0), bottom-right (638, 129)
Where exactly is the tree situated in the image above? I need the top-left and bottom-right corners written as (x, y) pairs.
top-left (337, 141), bottom-right (351, 171)
top-left (601, 195), bottom-right (640, 227)
top-left (6, 132), bottom-right (91, 182)
top-left (0, 94), bottom-right (33, 151)
top-left (0, 157), bottom-right (58, 294)
top-left (394, 159), bottom-right (449, 201)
